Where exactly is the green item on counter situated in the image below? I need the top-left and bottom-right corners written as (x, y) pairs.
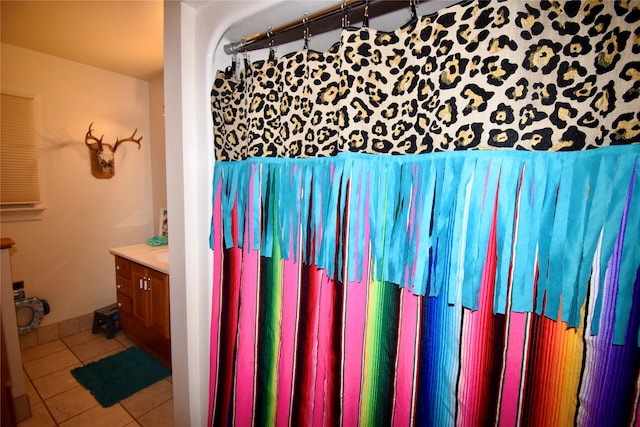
top-left (147, 235), bottom-right (168, 246)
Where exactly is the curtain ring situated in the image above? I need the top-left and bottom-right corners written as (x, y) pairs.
top-left (341, 0), bottom-right (350, 28)
top-left (267, 26), bottom-right (277, 61)
top-left (243, 49), bottom-right (250, 71)
top-left (303, 13), bottom-right (310, 49)
top-left (363, 0), bottom-right (369, 28)
top-left (225, 53), bottom-right (237, 78)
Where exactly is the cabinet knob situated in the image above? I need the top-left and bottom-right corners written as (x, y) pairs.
top-left (116, 265), bottom-right (120, 270)
top-left (117, 302), bottom-right (122, 307)
top-left (117, 284), bottom-right (122, 289)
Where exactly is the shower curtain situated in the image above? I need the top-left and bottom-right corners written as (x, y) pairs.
top-left (208, 1), bottom-right (640, 426)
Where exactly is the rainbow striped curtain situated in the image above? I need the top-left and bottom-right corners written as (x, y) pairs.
top-left (208, 1), bottom-right (640, 426)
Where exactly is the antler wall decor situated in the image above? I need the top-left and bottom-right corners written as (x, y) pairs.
top-left (85, 122), bottom-right (142, 179)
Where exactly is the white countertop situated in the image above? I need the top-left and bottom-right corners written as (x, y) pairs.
top-left (109, 244), bottom-right (169, 275)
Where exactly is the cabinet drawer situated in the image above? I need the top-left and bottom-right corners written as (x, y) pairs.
top-left (115, 256), bottom-right (131, 279)
top-left (116, 277), bottom-right (132, 297)
top-left (116, 292), bottom-right (132, 316)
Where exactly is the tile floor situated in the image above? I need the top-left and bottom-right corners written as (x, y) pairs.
top-left (18, 330), bottom-right (174, 427)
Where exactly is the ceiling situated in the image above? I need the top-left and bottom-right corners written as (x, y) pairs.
top-left (1, 0), bottom-right (164, 81)
top-left (0, 0), bottom-right (456, 82)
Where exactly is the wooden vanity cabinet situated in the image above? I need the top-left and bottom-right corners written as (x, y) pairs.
top-left (130, 263), bottom-right (171, 340)
top-left (114, 256), bottom-right (171, 369)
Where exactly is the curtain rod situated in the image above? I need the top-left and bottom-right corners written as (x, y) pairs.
top-left (223, 0), bottom-right (415, 55)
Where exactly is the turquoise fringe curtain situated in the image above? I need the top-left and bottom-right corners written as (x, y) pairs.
top-left (212, 146), bottom-right (640, 345)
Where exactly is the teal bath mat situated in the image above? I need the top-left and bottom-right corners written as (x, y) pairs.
top-left (71, 346), bottom-right (170, 407)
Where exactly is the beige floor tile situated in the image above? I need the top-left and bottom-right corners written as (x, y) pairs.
top-left (61, 330), bottom-right (100, 348)
top-left (23, 349), bottom-right (81, 380)
top-left (14, 394), bottom-right (31, 423)
top-left (59, 403), bottom-right (134, 427)
top-left (59, 317), bottom-right (81, 337)
top-left (24, 381), bottom-right (41, 405)
top-left (137, 398), bottom-right (174, 427)
top-left (120, 379), bottom-right (173, 418)
top-left (45, 384), bottom-right (99, 424)
top-left (21, 328), bottom-right (178, 427)
top-left (82, 346), bottom-right (126, 364)
top-left (16, 401), bottom-right (55, 427)
top-left (33, 363), bottom-right (82, 399)
top-left (70, 336), bottom-right (125, 363)
top-left (36, 324), bottom-right (61, 344)
top-left (21, 339), bottom-right (67, 363)
top-left (115, 332), bottom-right (135, 348)
top-left (19, 331), bottom-right (39, 350)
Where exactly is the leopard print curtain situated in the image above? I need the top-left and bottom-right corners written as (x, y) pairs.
top-left (212, 0), bottom-right (640, 160)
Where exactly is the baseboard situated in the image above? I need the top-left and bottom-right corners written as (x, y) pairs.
top-left (18, 312), bottom-right (94, 350)
top-left (13, 393), bottom-right (30, 423)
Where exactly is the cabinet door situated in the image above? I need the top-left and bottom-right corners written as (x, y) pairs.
top-left (148, 269), bottom-right (170, 340)
top-left (131, 263), bottom-right (151, 326)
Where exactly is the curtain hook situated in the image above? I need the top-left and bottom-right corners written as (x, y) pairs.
top-left (225, 53), bottom-right (237, 78)
top-left (303, 13), bottom-right (310, 49)
top-left (341, 0), bottom-right (350, 28)
top-left (410, 0), bottom-right (418, 21)
top-left (267, 26), bottom-right (277, 61)
top-left (267, 26), bottom-right (273, 44)
top-left (363, 0), bottom-right (369, 28)
top-left (242, 46), bottom-right (250, 70)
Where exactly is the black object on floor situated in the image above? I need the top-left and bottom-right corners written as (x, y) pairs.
top-left (91, 303), bottom-right (120, 339)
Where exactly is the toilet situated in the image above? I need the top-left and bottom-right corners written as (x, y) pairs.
top-left (15, 297), bottom-right (49, 335)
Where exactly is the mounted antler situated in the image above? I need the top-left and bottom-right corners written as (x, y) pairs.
top-left (85, 122), bottom-right (104, 151)
top-left (113, 128), bottom-right (142, 152)
top-left (84, 123), bottom-right (142, 179)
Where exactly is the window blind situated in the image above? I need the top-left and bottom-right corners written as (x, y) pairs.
top-left (1, 93), bottom-right (40, 206)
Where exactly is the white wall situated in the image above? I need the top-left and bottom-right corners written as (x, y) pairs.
top-left (149, 76), bottom-right (167, 234)
top-left (164, 1), bottom-right (285, 424)
top-left (1, 44), bottom-right (154, 325)
top-left (164, 3), bottom-right (194, 424)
